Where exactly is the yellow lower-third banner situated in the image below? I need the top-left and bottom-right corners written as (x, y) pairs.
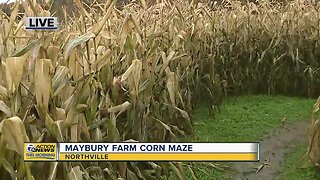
top-left (59, 153), bottom-right (258, 161)
top-left (24, 142), bottom-right (260, 161)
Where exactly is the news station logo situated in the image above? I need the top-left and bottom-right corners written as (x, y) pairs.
top-left (25, 17), bottom-right (58, 30)
top-left (24, 143), bottom-right (57, 161)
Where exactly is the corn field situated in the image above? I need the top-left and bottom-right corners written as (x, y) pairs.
top-left (1, 0), bottom-right (320, 179)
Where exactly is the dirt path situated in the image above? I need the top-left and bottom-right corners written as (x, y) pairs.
top-left (231, 121), bottom-right (310, 180)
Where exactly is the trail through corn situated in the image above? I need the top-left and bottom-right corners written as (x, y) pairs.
top-left (1, 0), bottom-right (320, 179)
top-left (232, 121), bottom-right (309, 180)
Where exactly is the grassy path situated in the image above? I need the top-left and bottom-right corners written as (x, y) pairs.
top-left (280, 143), bottom-right (320, 180)
top-left (191, 95), bottom-right (318, 179)
top-left (232, 121), bottom-right (309, 180)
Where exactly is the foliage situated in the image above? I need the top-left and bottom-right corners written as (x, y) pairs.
top-left (282, 143), bottom-right (320, 180)
top-left (194, 95), bottom-right (315, 142)
top-left (308, 96), bottom-right (320, 170)
top-left (0, 0), bottom-right (320, 179)
top-left (193, 95), bottom-right (316, 179)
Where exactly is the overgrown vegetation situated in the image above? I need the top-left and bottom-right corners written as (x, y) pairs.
top-left (0, 0), bottom-right (320, 179)
top-left (308, 97), bottom-right (320, 170)
top-left (281, 143), bottom-right (320, 180)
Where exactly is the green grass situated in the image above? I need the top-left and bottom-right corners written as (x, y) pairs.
top-left (280, 143), bottom-right (320, 180)
top-left (193, 95), bottom-right (315, 142)
top-left (178, 95), bottom-right (317, 180)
